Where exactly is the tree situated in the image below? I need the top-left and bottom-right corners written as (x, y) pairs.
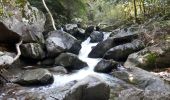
top-left (133, 0), bottom-right (138, 23)
top-left (42, 0), bottom-right (56, 30)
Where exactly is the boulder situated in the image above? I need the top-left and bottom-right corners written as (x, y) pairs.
top-left (112, 67), bottom-right (170, 92)
top-left (104, 40), bottom-right (145, 62)
top-left (88, 38), bottom-right (114, 58)
top-left (63, 75), bottom-right (110, 100)
top-left (2, 3), bottom-right (46, 44)
top-left (90, 31), bottom-right (104, 43)
top-left (124, 42), bottom-right (170, 70)
top-left (88, 35), bottom-right (137, 58)
top-left (73, 28), bottom-right (86, 40)
top-left (40, 58), bottom-right (55, 66)
top-left (85, 26), bottom-right (95, 37)
top-left (46, 30), bottom-right (81, 57)
top-left (64, 24), bottom-right (78, 34)
top-left (118, 88), bottom-right (170, 100)
top-left (48, 66), bottom-right (68, 74)
top-left (94, 59), bottom-right (118, 73)
top-left (0, 52), bottom-right (15, 66)
top-left (15, 68), bottom-right (53, 86)
top-left (55, 53), bottom-right (88, 70)
top-left (20, 43), bottom-right (45, 60)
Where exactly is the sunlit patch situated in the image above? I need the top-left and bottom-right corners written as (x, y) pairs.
top-left (128, 74), bottom-right (134, 82)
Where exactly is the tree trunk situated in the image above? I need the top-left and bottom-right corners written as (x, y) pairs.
top-left (133, 0), bottom-right (138, 23)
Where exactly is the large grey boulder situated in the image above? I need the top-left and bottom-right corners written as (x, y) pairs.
top-left (55, 53), bottom-right (88, 70)
top-left (90, 31), bottom-right (104, 43)
top-left (118, 88), bottom-right (170, 100)
top-left (63, 75), bottom-right (110, 100)
top-left (88, 33), bottom-right (138, 58)
top-left (15, 68), bottom-right (53, 86)
top-left (104, 40), bottom-right (145, 62)
top-left (46, 30), bottom-right (81, 57)
top-left (20, 43), bottom-right (45, 60)
top-left (124, 42), bottom-right (170, 70)
top-left (112, 67), bottom-right (170, 92)
top-left (94, 59), bottom-right (118, 73)
top-left (2, 3), bottom-right (46, 44)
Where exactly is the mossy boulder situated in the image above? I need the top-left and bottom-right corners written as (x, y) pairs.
top-left (124, 42), bottom-right (170, 70)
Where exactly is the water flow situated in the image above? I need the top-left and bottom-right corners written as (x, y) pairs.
top-left (51, 32), bottom-right (111, 87)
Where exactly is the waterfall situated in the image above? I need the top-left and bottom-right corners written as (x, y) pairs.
top-left (50, 32), bottom-right (113, 87)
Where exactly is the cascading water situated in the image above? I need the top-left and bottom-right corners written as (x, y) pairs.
top-left (47, 32), bottom-right (114, 88)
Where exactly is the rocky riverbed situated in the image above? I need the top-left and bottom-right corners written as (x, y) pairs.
top-left (0, 2), bottom-right (170, 100)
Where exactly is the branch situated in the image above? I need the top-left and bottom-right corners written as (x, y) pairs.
top-left (13, 40), bottom-right (22, 62)
top-left (42, 0), bottom-right (57, 30)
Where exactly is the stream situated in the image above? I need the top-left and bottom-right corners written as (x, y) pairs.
top-left (49, 32), bottom-right (115, 88)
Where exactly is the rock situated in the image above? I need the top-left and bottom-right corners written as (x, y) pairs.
top-left (85, 26), bottom-right (95, 37)
top-left (63, 75), bottom-right (110, 100)
top-left (88, 38), bottom-right (114, 58)
top-left (21, 24), bottom-right (45, 44)
top-left (94, 59), bottom-right (118, 73)
top-left (0, 22), bottom-right (21, 44)
top-left (20, 43), bottom-right (45, 60)
top-left (2, 3), bottom-right (46, 44)
top-left (124, 42), bottom-right (170, 70)
top-left (40, 58), bottom-right (55, 66)
top-left (112, 67), bottom-right (170, 92)
top-left (64, 24), bottom-right (78, 34)
top-left (73, 28), bottom-right (86, 40)
top-left (46, 30), bottom-right (81, 57)
top-left (0, 52), bottom-right (15, 66)
top-left (118, 88), bottom-right (170, 100)
top-left (64, 24), bottom-right (86, 40)
top-left (90, 31), bottom-right (104, 43)
top-left (48, 66), bottom-right (68, 74)
top-left (104, 40), bottom-right (145, 62)
top-left (55, 53), bottom-right (88, 70)
top-left (0, 84), bottom-right (47, 100)
top-left (15, 68), bottom-right (53, 86)
top-left (88, 35), bottom-right (137, 58)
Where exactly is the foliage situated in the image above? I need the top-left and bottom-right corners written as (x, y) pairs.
top-left (146, 52), bottom-right (158, 67)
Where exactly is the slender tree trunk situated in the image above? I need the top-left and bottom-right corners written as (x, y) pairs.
top-left (42, 0), bottom-right (56, 30)
top-left (142, 0), bottom-right (145, 18)
top-left (133, 0), bottom-right (138, 23)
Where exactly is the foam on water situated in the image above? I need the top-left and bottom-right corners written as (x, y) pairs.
top-left (50, 32), bottom-right (111, 87)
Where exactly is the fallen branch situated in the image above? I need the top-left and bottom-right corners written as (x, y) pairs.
top-left (42, 0), bottom-right (56, 30)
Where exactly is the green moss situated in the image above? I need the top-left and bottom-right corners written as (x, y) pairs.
top-left (146, 52), bottom-right (158, 67)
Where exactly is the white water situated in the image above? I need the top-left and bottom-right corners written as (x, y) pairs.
top-left (50, 32), bottom-right (112, 87)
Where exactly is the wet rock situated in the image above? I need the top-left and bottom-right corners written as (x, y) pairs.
top-left (90, 31), bottom-right (104, 43)
top-left (85, 26), bottom-right (95, 37)
top-left (48, 66), bottom-right (68, 74)
top-left (88, 34), bottom-right (137, 58)
top-left (104, 40), bottom-right (145, 62)
top-left (21, 43), bottom-right (45, 60)
top-left (15, 68), bottom-right (53, 86)
top-left (46, 30), bottom-right (81, 57)
top-left (63, 75), bottom-right (110, 100)
top-left (55, 53), bottom-right (88, 70)
top-left (124, 42), bottom-right (170, 70)
top-left (73, 28), bottom-right (86, 40)
top-left (118, 88), bottom-right (170, 100)
top-left (94, 59), bottom-right (118, 73)
top-left (40, 58), bottom-right (55, 66)
top-left (88, 38), bottom-right (114, 58)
